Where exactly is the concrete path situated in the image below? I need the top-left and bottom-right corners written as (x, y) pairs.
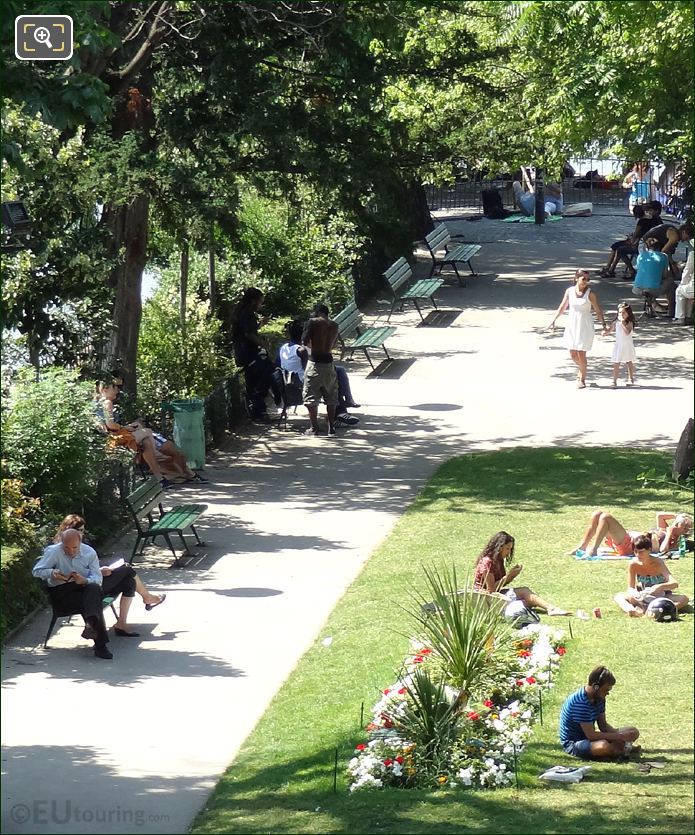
top-left (2, 211), bottom-right (692, 834)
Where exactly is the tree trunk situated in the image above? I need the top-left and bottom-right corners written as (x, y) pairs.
top-left (105, 194), bottom-right (150, 394)
top-left (180, 241), bottom-right (189, 368)
top-left (673, 418), bottom-right (694, 481)
top-left (208, 235), bottom-right (217, 316)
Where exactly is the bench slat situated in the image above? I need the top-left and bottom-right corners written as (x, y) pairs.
top-left (350, 326), bottom-right (396, 348)
top-left (149, 505), bottom-right (206, 532)
top-left (444, 243), bottom-right (481, 262)
top-left (401, 278), bottom-right (445, 299)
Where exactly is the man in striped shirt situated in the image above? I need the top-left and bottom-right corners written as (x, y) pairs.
top-left (559, 666), bottom-right (640, 759)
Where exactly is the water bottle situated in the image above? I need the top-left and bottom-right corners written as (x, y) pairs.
top-left (678, 535), bottom-right (687, 559)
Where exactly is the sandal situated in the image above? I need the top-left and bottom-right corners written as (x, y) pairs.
top-left (186, 473), bottom-right (209, 483)
top-left (598, 269), bottom-right (615, 278)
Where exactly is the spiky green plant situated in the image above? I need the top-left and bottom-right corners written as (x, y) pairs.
top-left (406, 564), bottom-right (516, 708)
top-left (396, 667), bottom-right (459, 776)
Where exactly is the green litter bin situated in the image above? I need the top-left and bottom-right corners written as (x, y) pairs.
top-left (163, 399), bottom-right (206, 470)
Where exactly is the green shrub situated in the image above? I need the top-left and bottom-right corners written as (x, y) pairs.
top-left (0, 542), bottom-right (44, 638)
top-left (1, 367), bottom-right (110, 524)
top-left (137, 283), bottom-right (234, 419)
top-left (1, 474), bottom-right (41, 544)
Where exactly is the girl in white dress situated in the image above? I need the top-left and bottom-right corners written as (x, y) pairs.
top-left (548, 270), bottom-right (608, 388)
top-left (606, 303), bottom-right (637, 387)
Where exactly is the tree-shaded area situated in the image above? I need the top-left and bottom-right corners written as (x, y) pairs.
top-left (1, 0), bottom-right (692, 388)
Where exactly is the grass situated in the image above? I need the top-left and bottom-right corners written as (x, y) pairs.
top-left (191, 448), bottom-right (694, 834)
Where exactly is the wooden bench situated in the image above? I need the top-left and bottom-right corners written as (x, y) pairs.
top-left (126, 476), bottom-right (207, 566)
top-left (384, 257), bottom-right (444, 321)
top-left (424, 225), bottom-right (482, 286)
top-left (334, 301), bottom-right (396, 370)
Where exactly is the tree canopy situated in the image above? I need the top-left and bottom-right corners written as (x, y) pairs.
top-left (2, 0), bottom-right (691, 384)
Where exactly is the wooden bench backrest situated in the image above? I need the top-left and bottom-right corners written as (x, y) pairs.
top-left (334, 301), bottom-right (364, 339)
top-left (425, 225), bottom-right (452, 253)
top-left (384, 257), bottom-right (413, 294)
top-left (127, 476), bottom-right (163, 518)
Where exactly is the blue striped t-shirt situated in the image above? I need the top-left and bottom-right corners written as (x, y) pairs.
top-left (559, 688), bottom-right (605, 744)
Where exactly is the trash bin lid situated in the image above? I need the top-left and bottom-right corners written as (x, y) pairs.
top-left (163, 398), bottom-right (204, 412)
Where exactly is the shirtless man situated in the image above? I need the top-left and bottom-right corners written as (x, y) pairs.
top-left (569, 510), bottom-right (692, 558)
top-left (302, 304), bottom-right (339, 436)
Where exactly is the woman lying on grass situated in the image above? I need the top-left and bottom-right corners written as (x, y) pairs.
top-left (614, 533), bottom-right (689, 618)
top-left (559, 666), bottom-right (640, 760)
top-left (472, 531), bottom-right (570, 616)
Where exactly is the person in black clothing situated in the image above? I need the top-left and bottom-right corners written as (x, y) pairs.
top-left (231, 288), bottom-right (281, 420)
top-left (599, 203), bottom-right (661, 278)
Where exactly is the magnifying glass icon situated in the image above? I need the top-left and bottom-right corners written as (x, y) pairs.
top-left (34, 26), bottom-right (53, 49)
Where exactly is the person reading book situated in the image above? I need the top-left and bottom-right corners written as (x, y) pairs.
top-left (53, 515), bottom-right (167, 637)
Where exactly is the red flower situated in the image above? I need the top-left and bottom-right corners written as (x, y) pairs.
top-left (383, 758), bottom-right (393, 767)
top-left (356, 743), bottom-right (366, 751)
top-left (383, 688), bottom-right (391, 695)
top-left (557, 647), bottom-right (566, 656)
top-left (397, 687), bottom-right (407, 695)
top-left (517, 650), bottom-right (531, 658)
top-left (395, 756), bottom-right (404, 765)
top-left (483, 699), bottom-right (494, 708)
top-left (526, 676), bottom-right (536, 685)
top-left (413, 655), bottom-right (424, 663)
top-left (421, 648), bottom-right (432, 655)
top-left (366, 722), bottom-right (377, 731)
top-left (524, 639), bottom-right (533, 647)
top-left (467, 711), bottom-right (480, 721)
top-left (516, 680), bottom-right (524, 686)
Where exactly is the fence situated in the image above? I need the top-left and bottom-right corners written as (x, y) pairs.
top-left (425, 159), bottom-right (685, 214)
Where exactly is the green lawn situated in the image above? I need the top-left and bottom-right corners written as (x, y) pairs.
top-left (192, 448), bottom-right (694, 834)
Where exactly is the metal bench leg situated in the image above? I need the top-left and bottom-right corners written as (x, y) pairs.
top-left (387, 298), bottom-right (398, 323)
top-left (382, 345), bottom-right (391, 361)
top-left (413, 299), bottom-right (424, 321)
top-left (466, 259), bottom-right (478, 277)
top-left (452, 264), bottom-right (466, 287)
top-left (190, 525), bottom-right (204, 547)
top-left (363, 349), bottom-right (375, 370)
top-left (162, 532), bottom-right (181, 565)
top-left (44, 614), bottom-right (60, 648)
top-left (430, 295), bottom-right (438, 310)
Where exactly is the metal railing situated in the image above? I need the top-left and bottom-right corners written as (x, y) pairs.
top-left (425, 159), bottom-right (687, 213)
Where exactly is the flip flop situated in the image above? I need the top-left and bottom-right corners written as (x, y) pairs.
top-left (145, 593), bottom-right (167, 612)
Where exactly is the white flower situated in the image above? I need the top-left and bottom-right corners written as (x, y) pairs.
top-left (458, 767), bottom-right (473, 786)
top-left (492, 719), bottom-right (506, 733)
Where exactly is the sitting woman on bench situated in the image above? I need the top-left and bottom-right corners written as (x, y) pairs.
top-left (54, 515), bottom-right (167, 637)
top-left (472, 531), bottom-right (570, 616)
top-left (96, 380), bottom-right (206, 486)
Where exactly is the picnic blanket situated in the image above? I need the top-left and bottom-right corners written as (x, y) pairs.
top-left (501, 214), bottom-right (563, 223)
top-left (573, 548), bottom-right (682, 561)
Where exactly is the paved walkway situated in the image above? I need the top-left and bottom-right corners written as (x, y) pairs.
top-left (2, 212), bottom-right (693, 834)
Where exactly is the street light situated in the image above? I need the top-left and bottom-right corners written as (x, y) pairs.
top-left (1, 201), bottom-right (32, 252)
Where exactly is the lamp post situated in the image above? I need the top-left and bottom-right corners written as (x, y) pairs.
top-left (1, 201), bottom-right (32, 252)
top-left (534, 167), bottom-right (545, 225)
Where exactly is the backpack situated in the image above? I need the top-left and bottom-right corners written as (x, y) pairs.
top-left (503, 600), bottom-right (541, 628)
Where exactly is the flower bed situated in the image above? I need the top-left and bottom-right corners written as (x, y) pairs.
top-left (348, 623), bottom-right (567, 792)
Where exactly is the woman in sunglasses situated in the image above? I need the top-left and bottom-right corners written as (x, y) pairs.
top-left (54, 515), bottom-right (166, 637)
top-left (559, 666), bottom-right (640, 759)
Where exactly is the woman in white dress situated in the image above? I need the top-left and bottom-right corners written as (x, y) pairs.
top-left (606, 303), bottom-right (637, 387)
top-left (548, 270), bottom-right (608, 388)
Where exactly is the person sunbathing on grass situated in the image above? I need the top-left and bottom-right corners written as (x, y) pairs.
top-left (472, 531), bottom-right (570, 616)
top-left (559, 666), bottom-right (640, 760)
top-left (568, 510), bottom-right (692, 558)
top-left (614, 533), bottom-right (689, 618)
